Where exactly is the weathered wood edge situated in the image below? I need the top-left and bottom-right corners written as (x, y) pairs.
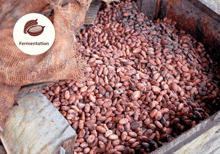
top-left (17, 81), bottom-right (56, 100)
top-left (151, 111), bottom-right (220, 154)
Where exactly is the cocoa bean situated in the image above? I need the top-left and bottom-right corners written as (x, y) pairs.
top-left (109, 134), bottom-right (119, 140)
top-left (150, 109), bottom-right (158, 118)
top-left (105, 130), bottom-right (113, 138)
top-left (87, 135), bottom-right (95, 144)
top-left (130, 91), bottom-right (141, 101)
top-left (119, 118), bottom-right (129, 125)
top-left (96, 126), bottom-right (106, 133)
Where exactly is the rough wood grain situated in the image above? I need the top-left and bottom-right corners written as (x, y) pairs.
top-left (152, 111), bottom-right (220, 154)
top-left (199, 0), bottom-right (220, 15)
top-left (163, 0), bottom-right (220, 62)
top-left (175, 124), bottom-right (220, 154)
top-left (1, 91), bottom-right (77, 154)
top-left (140, 0), bottom-right (158, 20)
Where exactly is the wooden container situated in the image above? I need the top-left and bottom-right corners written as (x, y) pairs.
top-left (137, 0), bottom-right (220, 62)
top-left (137, 0), bottom-right (220, 153)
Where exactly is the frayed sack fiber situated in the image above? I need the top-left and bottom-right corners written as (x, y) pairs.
top-left (0, 0), bottom-right (91, 133)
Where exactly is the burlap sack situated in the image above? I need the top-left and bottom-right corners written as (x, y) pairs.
top-left (0, 0), bottom-right (92, 132)
top-left (66, 1), bottom-right (93, 31)
top-left (0, 0), bottom-right (49, 30)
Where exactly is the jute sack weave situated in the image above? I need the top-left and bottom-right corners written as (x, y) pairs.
top-left (0, 0), bottom-right (91, 132)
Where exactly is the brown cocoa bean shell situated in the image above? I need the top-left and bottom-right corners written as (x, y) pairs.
top-left (99, 140), bottom-right (105, 149)
top-left (115, 145), bottom-right (125, 151)
top-left (121, 131), bottom-right (127, 141)
top-left (98, 135), bottom-right (108, 143)
top-left (80, 142), bottom-right (88, 148)
top-left (150, 109), bottom-right (158, 118)
top-left (79, 120), bottom-right (84, 129)
top-left (155, 111), bottom-right (162, 120)
top-left (96, 126), bottom-right (106, 133)
top-left (128, 131), bottom-right (137, 138)
top-left (112, 139), bottom-right (120, 146)
top-left (84, 147), bottom-right (90, 153)
top-left (119, 118), bottom-right (129, 125)
top-left (87, 135), bottom-right (95, 144)
top-left (154, 120), bottom-right (163, 129)
top-left (131, 142), bottom-right (139, 148)
top-left (109, 134), bottom-right (119, 140)
top-left (130, 91), bottom-right (141, 101)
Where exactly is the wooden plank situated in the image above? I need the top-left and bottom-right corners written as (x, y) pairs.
top-left (19, 82), bottom-right (55, 97)
top-left (0, 145), bottom-right (6, 154)
top-left (84, 0), bottom-right (101, 25)
top-left (163, 0), bottom-right (220, 62)
top-left (175, 125), bottom-right (220, 154)
top-left (199, 0), bottom-right (220, 15)
top-left (1, 91), bottom-right (77, 154)
top-left (159, 0), bottom-right (168, 19)
top-left (140, 0), bottom-right (158, 20)
top-left (75, 0), bottom-right (101, 35)
top-left (152, 111), bottom-right (220, 154)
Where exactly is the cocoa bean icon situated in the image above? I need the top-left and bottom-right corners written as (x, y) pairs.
top-left (27, 25), bottom-right (45, 36)
top-left (23, 19), bottom-right (45, 36)
top-left (24, 19), bottom-right (38, 34)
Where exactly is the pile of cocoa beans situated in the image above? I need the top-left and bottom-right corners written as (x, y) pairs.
top-left (41, 1), bottom-right (220, 154)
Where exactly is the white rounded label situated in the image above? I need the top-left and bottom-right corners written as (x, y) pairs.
top-left (13, 13), bottom-right (55, 55)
